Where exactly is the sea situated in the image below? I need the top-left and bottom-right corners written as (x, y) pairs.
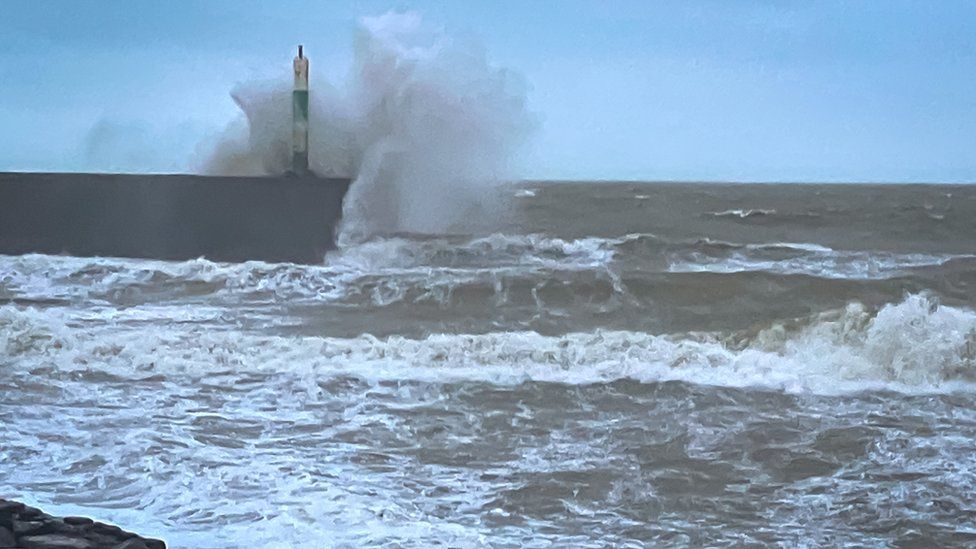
top-left (2, 181), bottom-right (976, 547)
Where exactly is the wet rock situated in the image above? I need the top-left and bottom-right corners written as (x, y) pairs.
top-left (13, 518), bottom-right (76, 539)
top-left (0, 526), bottom-right (16, 548)
top-left (11, 521), bottom-right (51, 537)
top-left (85, 533), bottom-right (132, 548)
top-left (114, 540), bottom-right (149, 549)
top-left (0, 502), bottom-right (24, 529)
top-left (89, 524), bottom-right (128, 539)
top-left (13, 508), bottom-right (44, 522)
top-left (17, 535), bottom-right (94, 549)
top-left (0, 502), bottom-right (24, 516)
top-left (0, 499), bottom-right (166, 549)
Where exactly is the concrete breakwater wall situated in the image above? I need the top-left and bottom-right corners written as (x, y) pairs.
top-left (0, 173), bottom-right (351, 264)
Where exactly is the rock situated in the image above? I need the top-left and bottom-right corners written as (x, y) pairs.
top-left (62, 517), bottom-right (94, 527)
top-left (0, 500), bottom-right (25, 528)
top-left (13, 519), bottom-right (51, 536)
top-left (18, 534), bottom-right (96, 549)
top-left (0, 500), bottom-right (165, 549)
top-left (16, 506), bottom-right (46, 521)
top-left (90, 522), bottom-right (139, 540)
top-left (0, 526), bottom-right (16, 548)
top-left (114, 540), bottom-right (150, 549)
top-left (12, 519), bottom-right (41, 535)
top-left (0, 500), bottom-right (25, 515)
top-left (12, 518), bottom-right (71, 537)
top-left (86, 533), bottom-right (131, 548)
top-left (0, 499), bottom-right (28, 530)
top-left (109, 536), bottom-right (166, 549)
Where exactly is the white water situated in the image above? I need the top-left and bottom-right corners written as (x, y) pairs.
top-left (199, 12), bottom-right (534, 244)
top-left (4, 242), bottom-right (976, 546)
top-left (4, 293), bottom-right (975, 395)
top-left (0, 235), bottom-right (966, 311)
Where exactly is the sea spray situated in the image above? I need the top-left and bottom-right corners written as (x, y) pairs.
top-left (199, 12), bottom-right (534, 244)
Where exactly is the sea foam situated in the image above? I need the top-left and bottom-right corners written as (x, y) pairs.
top-left (3, 294), bottom-right (975, 395)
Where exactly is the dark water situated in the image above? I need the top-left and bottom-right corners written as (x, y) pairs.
top-left (2, 182), bottom-right (976, 547)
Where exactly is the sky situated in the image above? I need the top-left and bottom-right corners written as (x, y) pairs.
top-left (1, 0), bottom-right (975, 182)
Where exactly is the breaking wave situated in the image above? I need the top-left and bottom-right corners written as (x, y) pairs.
top-left (4, 294), bottom-right (975, 394)
top-left (198, 11), bottom-right (534, 244)
top-left (1, 235), bottom-right (968, 307)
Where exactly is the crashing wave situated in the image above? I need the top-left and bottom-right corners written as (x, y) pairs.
top-left (4, 294), bottom-right (975, 394)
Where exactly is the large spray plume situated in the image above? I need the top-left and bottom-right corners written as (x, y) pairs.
top-left (199, 12), bottom-right (534, 245)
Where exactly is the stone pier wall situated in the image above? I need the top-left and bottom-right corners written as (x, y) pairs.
top-left (0, 172), bottom-right (351, 264)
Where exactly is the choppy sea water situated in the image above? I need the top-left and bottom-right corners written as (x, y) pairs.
top-left (3, 182), bottom-right (976, 547)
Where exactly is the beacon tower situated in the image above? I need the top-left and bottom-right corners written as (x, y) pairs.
top-left (292, 45), bottom-right (310, 176)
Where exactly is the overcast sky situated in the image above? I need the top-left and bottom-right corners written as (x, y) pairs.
top-left (2, 0), bottom-right (975, 182)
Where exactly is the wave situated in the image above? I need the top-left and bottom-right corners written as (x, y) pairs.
top-left (2, 233), bottom-right (968, 310)
top-left (666, 245), bottom-right (967, 279)
top-left (705, 208), bottom-right (776, 218)
top-left (4, 294), bottom-right (975, 395)
top-left (197, 12), bottom-right (534, 243)
top-left (703, 208), bottom-right (830, 223)
top-left (0, 234), bottom-right (617, 305)
top-left (331, 235), bottom-right (970, 283)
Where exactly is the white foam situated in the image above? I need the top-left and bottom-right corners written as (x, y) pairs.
top-left (667, 245), bottom-right (968, 279)
top-left (4, 294), bottom-right (975, 395)
top-left (707, 208), bottom-right (776, 218)
top-left (2, 233), bottom-right (969, 313)
top-left (4, 294), bottom-right (976, 547)
top-left (197, 12), bottom-right (534, 243)
top-left (328, 233), bottom-right (616, 272)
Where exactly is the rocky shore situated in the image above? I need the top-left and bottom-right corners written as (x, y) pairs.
top-left (0, 499), bottom-right (165, 549)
